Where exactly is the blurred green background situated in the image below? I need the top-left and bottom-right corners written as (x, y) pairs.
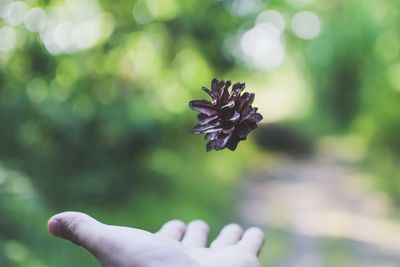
top-left (0, 0), bottom-right (399, 266)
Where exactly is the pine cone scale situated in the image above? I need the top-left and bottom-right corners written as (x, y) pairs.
top-left (189, 100), bottom-right (218, 116)
top-left (198, 114), bottom-right (219, 125)
top-left (205, 131), bottom-right (220, 141)
top-left (214, 133), bottom-right (232, 150)
top-left (192, 120), bottom-right (222, 134)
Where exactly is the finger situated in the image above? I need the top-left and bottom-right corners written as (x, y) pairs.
top-left (181, 220), bottom-right (209, 248)
top-left (210, 224), bottom-right (243, 249)
top-left (47, 211), bottom-right (106, 255)
top-left (156, 220), bottom-right (186, 240)
top-left (237, 227), bottom-right (265, 255)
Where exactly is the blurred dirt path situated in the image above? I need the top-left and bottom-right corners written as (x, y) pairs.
top-left (238, 156), bottom-right (400, 267)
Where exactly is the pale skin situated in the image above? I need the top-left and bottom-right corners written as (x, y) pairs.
top-left (48, 212), bottom-right (265, 267)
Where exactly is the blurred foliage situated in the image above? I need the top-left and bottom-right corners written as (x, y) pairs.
top-left (0, 0), bottom-right (399, 266)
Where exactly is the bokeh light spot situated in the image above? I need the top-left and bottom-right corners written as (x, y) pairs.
top-left (174, 48), bottom-right (212, 86)
top-left (132, 0), bottom-right (154, 25)
top-left (375, 31), bottom-right (399, 63)
top-left (230, 0), bottom-right (263, 16)
top-left (51, 80), bottom-right (71, 101)
top-left (27, 78), bottom-right (48, 103)
top-left (386, 63), bottom-right (400, 92)
top-left (156, 71), bottom-right (188, 114)
top-left (256, 10), bottom-right (286, 33)
top-left (0, 0), bottom-right (13, 17)
top-left (35, 0), bottom-right (109, 55)
top-left (254, 70), bottom-right (311, 122)
top-left (24, 7), bottom-right (46, 33)
top-left (4, 241), bottom-right (29, 263)
top-left (291, 11), bottom-right (321, 40)
top-left (119, 33), bottom-right (162, 81)
top-left (3, 1), bottom-right (28, 26)
top-left (0, 26), bottom-right (16, 52)
top-left (240, 23), bottom-right (285, 71)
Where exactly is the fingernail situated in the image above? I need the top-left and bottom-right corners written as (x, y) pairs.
top-left (48, 219), bottom-right (63, 237)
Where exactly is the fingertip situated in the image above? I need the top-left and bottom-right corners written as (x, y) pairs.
top-left (224, 223), bottom-right (244, 233)
top-left (46, 212), bottom-right (107, 258)
top-left (47, 212), bottom-right (73, 237)
top-left (188, 220), bottom-right (209, 233)
top-left (247, 227), bottom-right (265, 239)
top-left (166, 219), bottom-right (186, 229)
top-left (181, 220), bottom-right (210, 248)
top-left (47, 217), bottom-right (63, 237)
top-left (157, 219), bottom-right (187, 240)
top-left (46, 211), bottom-right (100, 241)
top-left (238, 226), bottom-right (266, 255)
top-left (210, 223), bottom-right (244, 249)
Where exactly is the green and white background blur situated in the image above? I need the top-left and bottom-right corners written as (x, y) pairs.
top-left (0, 0), bottom-right (399, 266)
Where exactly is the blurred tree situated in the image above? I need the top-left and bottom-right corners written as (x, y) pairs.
top-left (1, 0), bottom-right (400, 266)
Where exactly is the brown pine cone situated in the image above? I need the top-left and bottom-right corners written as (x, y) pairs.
top-left (189, 78), bottom-right (263, 151)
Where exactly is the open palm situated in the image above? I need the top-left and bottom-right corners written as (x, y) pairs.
top-left (48, 212), bottom-right (265, 267)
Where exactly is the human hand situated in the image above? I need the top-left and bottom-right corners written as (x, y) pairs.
top-left (48, 212), bottom-right (265, 267)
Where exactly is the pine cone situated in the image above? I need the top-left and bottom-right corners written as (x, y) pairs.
top-left (189, 78), bottom-right (263, 151)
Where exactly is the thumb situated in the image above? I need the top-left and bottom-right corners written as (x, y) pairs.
top-left (48, 211), bottom-right (105, 254)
